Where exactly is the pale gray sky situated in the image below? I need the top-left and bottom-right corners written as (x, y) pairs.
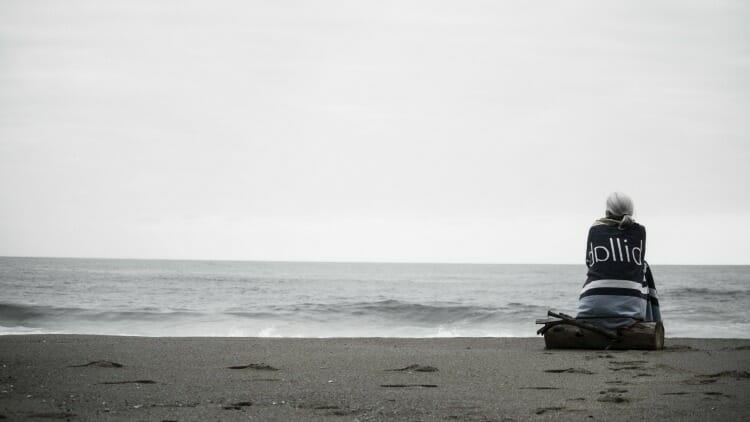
top-left (1, 1), bottom-right (748, 264)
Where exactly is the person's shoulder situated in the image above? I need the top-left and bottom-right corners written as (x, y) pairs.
top-left (588, 219), bottom-right (613, 236)
top-left (588, 220), bottom-right (605, 232)
top-left (628, 221), bottom-right (646, 235)
top-left (589, 219), bottom-right (645, 235)
top-left (591, 218), bottom-right (615, 227)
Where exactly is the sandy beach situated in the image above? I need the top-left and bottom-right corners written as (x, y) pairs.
top-left (0, 336), bottom-right (748, 421)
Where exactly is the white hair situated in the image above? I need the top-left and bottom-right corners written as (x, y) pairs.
top-left (605, 192), bottom-right (635, 227)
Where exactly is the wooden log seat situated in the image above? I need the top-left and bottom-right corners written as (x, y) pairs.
top-left (537, 311), bottom-right (664, 350)
top-left (543, 320), bottom-right (664, 350)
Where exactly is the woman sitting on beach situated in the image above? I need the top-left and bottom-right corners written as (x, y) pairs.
top-left (576, 192), bottom-right (661, 329)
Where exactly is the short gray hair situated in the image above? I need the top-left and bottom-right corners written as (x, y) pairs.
top-left (606, 192), bottom-right (635, 227)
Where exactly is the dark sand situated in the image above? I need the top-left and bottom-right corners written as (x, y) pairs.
top-left (1, 336), bottom-right (749, 421)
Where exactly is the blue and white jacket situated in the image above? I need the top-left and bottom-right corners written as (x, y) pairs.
top-left (576, 218), bottom-right (661, 329)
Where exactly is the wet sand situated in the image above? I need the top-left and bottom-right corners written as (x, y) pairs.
top-left (1, 336), bottom-right (749, 421)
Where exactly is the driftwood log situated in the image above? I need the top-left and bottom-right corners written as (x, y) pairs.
top-left (542, 321), bottom-right (664, 350)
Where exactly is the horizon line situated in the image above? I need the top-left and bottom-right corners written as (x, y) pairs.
top-left (1, 255), bottom-right (748, 267)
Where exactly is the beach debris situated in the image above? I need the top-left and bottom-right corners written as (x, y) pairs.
top-left (69, 360), bottom-right (123, 368)
top-left (386, 364), bottom-right (439, 372)
top-left (99, 380), bottom-right (156, 385)
top-left (380, 384), bottom-right (438, 388)
top-left (228, 363), bottom-right (279, 371)
top-left (544, 368), bottom-right (595, 374)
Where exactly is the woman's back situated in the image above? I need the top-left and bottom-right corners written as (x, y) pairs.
top-left (585, 218), bottom-right (646, 283)
top-left (576, 193), bottom-right (659, 329)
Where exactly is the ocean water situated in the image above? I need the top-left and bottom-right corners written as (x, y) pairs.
top-left (0, 257), bottom-right (748, 338)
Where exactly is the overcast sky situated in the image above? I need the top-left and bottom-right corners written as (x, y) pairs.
top-left (1, 1), bottom-right (748, 264)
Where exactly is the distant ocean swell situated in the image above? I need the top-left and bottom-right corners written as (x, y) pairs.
top-left (0, 300), bottom-right (547, 337)
top-left (2, 258), bottom-right (749, 338)
top-left (667, 287), bottom-right (750, 299)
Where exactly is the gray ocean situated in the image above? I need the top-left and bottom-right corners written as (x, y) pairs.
top-left (1, 257), bottom-right (748, 338)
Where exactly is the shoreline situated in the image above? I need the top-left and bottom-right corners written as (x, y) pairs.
top-left (3, 333), bottom-right (750, 339)
top-left (1, 335), bottom-right (749, 420)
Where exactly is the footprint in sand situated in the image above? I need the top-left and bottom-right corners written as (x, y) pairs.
top-left (69, 360), bottom-right (123, 368)
top-left (597, 394), bottom-right (629, 403)
top-left (682, 378), bottom-right (717, 385)
top-left (600, 388), bottom-right (628, 393)
top-left (682, 370), bottom-right (750, 385)
top-left (584, 354), bottom-right (614, 360)
top-left (99, 380), bottom-right (156, 385)
top-left (608, 361), bottom-right (648, 371)
top-left (380, 384), bottom-right (438, 388)
top-left (700, 391), bottom-right (733, 402)
top-left (535, 406), bottom-right (565, 415)
top-left (385, 364), bottom-right (438, 373)
top-left (544, 368), bottom-right (595, 374)
top-left (605, 380), bottom-right (632, 385)
top-left (223, 401), bottom-right (252, 410)
top-left (228, 363), bottom-right (279, 371)
top-left (609, 360), bottom-right (647, 365)
top-left (700, 370), bottom-right (750, 380)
